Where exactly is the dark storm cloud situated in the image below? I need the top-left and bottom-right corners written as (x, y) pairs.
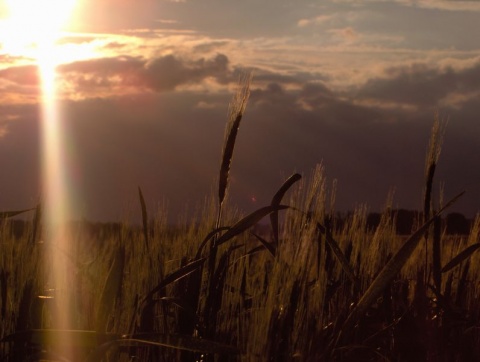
top-left (2, 91), bottom-right (223, 220)
top-left (58, 53), bottom-right (230, 93)
top-left (241, 64), bottom-right (480, 217)
top-left (57, 56), bottom-right (144, 92)
top-left (248, 70), bottom-right (326, 88)
top-left (250, 83), bottom-right (298, 109)
top-left (1, 48), bottom-right (479, 221)
top-left (358, 59), bottom-right (480, 106)
top-left (2, 76), bottom-right (478, 222)
top-left (250, 80), bottom-right (381, 125)
top-left (299, 82), bottom-right (337, 107)
top-left (143, 53), bottom-right (230, 90)
top-left (193, 41), bottom-right (230, 54)
top-left (55, 93), bottom-right (230, 221)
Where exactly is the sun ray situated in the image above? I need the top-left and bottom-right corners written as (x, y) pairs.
top-left (3, 0), bottom-right (78, 358)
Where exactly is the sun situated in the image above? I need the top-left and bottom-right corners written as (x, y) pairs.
top-left (1, 0), bottom-right (76, 59)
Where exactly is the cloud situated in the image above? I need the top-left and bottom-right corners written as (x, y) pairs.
top-left (0, 54), bottom-right (29, 65)
top-left (297, 15), bottom-right (333, 27)
top-left (102, 42), bottom-right (128, 50)
top-left (155, 19), bottom-right (179, 25)
top-left (234, 55), bottom-right (480, 216)
top-left (331, 0), bottom-right (480, 11)
top-left (0, 125), bottom-right (7, 138)
top-left (193, 41), bottom-right (230, 54)
top-left (143, 53), bottom-right (229, 90)
top-left (395, 0), bottom-right (480, 11)
top-left (0, 65), bottom-right (41, 104)
top-left (0, 65), bottom-right (40, 86)
top-left (56, 35), bottom-right (100, 45)
top-left (57, 53), bottom-right (231, 98)
top-left (1, 53), bottom-right (479, 221)
top-left (357, 59), bottom-right (480, 108)
top-left (328, 27), bottom-right (360, 42)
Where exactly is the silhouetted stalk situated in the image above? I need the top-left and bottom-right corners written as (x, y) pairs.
top-left (30, 203), bottom-right (42, 246)
top-left (432, 215), bottom-right (442, 291)
top-left (138, 187), bottom-right (150, 253)
top-left (423, 113), bottom-right (447, 284)
top-left (205, 72), bottom-right (252, 340)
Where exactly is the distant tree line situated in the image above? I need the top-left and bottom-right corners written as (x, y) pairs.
top-left (363, 210), bottom-right (473, 235)
top-left (3, 210), bottom-right (475, 240)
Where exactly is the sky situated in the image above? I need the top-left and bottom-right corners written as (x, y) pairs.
top-left (0, 0), bottom-right (479, 222)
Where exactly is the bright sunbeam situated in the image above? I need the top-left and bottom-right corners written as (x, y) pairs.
top-left (4, 0), bottom-right (77, 355)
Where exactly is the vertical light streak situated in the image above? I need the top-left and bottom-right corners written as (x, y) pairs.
top-left (4, 0), bottom-right (78, 358)
top-left (38, 46), bottom-right (73, 334)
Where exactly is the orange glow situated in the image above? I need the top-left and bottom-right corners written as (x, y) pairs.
top-left (2, 0), bottom-right (76, 57)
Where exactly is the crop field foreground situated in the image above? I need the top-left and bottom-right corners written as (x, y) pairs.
top-left (1, 74), bottom-right (479, 361)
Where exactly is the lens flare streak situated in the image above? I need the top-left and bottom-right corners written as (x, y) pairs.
top-left (4, 0), bottom-right (78, 358)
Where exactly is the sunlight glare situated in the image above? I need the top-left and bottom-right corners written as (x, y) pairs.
top-left (4, 0), bottom-right (78, 356)
top-left (3, 0), bottom-right (76, 56)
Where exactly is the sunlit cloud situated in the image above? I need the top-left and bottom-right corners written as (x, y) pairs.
top-left (155, 19), bottom-right (179, 25)
top-left (395, 0), bottom-right (480, 11)
top-left (0, 65), bottom-right (39, 86)
top-left (328, 27), bottom-right (360, 42)
top-left (331, 0), bottom-right (480, 11)
top-left (297, 15), bottom-right (333, 27)
top-left (438, 90), bottom-right (480, 109)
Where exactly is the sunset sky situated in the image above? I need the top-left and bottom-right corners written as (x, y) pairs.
top-left (0, 0), bottom-right (479, 222)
